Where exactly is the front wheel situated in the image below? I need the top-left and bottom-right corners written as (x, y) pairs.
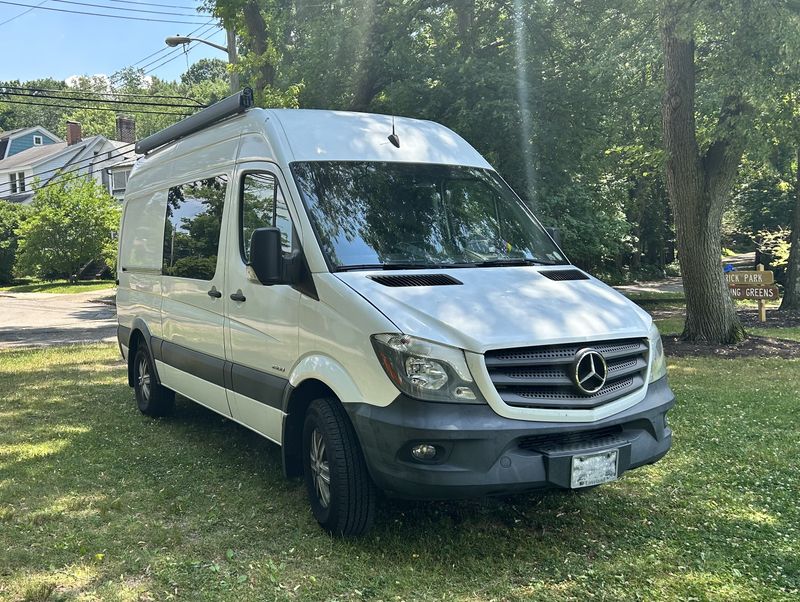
top-left (133, 344), bottom-right (174, 417)
top-left (302, 398), bottom-right (376, 536)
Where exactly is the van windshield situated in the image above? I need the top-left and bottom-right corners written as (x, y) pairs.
top-left (290, 162), bottom-right (567, 271)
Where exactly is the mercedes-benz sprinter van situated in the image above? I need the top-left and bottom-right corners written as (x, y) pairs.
top-left (117, 90), bottom-right (674, 536)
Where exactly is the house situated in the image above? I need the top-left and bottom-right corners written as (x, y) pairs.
top-left (0, 117), bottom-right (137, 204)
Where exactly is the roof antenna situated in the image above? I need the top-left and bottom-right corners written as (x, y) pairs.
top-left (388, 117), bottom-right (400, 148)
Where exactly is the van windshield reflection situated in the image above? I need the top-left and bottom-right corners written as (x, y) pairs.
top-left (290, 162), bottom-right (567, 271)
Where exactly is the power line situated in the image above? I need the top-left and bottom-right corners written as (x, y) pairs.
top-left (0, 0), bottom-right (47, 27)
top-left (0, 143), bottom-right (137, 196)
top-left (97, 0), bottom-right (201, 9)
top-left (44, 0), bottom-right (202, 17)
top-left (0, 1), bottom-right (208, 23)
top-left (123, 19), bottom-right (213, 69)
top-left (0, 89), bottom-right (205, 109)
top-left (1, 85), bottom-right (206, 106)
top-left (136, 24), bottom-right (221, 73)
top-left (0, 97), bottom-right (193, 116)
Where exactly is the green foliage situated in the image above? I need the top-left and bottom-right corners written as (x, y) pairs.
top-left (14, 178), bottom-right (121, 281)
top-left (0, 202), bottom-right (29, 284)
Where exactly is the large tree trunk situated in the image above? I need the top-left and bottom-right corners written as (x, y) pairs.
top-left (661, 5), bottom-right (746, 343)
top-left (780, 146), bottom-right (800, 310)
top-left (242, 0), bottom-right (276, 95)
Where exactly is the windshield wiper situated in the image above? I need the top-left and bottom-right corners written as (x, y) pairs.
top-left (334, 263), bottom-right (437, 272)
top-left (472, 258), bottom-right (559, 267)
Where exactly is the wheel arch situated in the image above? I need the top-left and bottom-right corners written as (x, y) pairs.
top-left (126, 318), bottom-right (161, 388)
top-left (282, 378), bottom-right (362, 479)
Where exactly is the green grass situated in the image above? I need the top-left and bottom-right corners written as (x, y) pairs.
top-left (0, 345), bottom-right (798, 600)
top-left (0, 280), bottom-right (116, 294)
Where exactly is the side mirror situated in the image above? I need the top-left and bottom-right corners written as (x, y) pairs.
top-left (545, 226), bottom-right (562, 248)
top-left (249, 227), bottom-right (283, 285)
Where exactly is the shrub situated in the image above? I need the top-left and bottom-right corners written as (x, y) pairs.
top-left (0, 203), bottom-right (29, 284)
top-left (15, 177), bottom-right (121, 281)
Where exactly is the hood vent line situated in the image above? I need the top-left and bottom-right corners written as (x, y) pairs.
top-left (369, 274), bottom-right (463, 287)
top-left (540, 269), bottom-right (590, 282)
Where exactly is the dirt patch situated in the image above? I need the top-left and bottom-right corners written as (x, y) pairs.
top-left (738, 308), bottom-right (800, 329)
top-left (664, 335), bottom-right (800, 358)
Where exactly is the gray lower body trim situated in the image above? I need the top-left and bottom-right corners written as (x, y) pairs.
top-left (150, 336), bottom-right (286, 410)
top-left (345, 376), bottom-right (676, 499)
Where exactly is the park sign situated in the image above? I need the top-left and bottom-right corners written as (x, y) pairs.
top-left (725, 270), bottom-right (774, 285)
top-left (728, 283), bottom-right (780, 300)
top-left (725, 265), bottom-right (779, 322)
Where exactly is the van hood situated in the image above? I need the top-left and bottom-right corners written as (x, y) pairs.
top-left (335, 267), bottom-right (652, 353)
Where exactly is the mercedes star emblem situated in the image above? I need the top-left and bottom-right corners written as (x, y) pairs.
top-left (571, 348), bottom-right (608, 395)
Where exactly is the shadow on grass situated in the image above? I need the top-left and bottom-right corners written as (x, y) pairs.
top-left (2, 355), bottom-right (799, 600)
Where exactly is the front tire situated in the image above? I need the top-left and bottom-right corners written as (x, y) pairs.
top-left (302, 398), bottom-right (376, 536)
top-left (133, 344), bottom-right (174, 417)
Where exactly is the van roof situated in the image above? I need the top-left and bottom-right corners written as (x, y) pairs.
top-left (128, 108), bottom-right (492, 191)
top-left (264, 109), bottom-right (492, 168)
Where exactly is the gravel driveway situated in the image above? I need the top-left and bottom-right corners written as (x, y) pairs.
top-left (0, 289), bottom-right (117, 349)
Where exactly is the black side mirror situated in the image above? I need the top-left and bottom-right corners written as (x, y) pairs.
top-left (545, 226), bottom-right (562, 248)
top-left (249, 227), bottom-right (283, 285)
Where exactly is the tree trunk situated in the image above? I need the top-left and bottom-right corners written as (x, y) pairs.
top-left (780, 146), bottom-right (800, 310)
top-left (661, 5), bottom-right (745, 343)
top-left (242, 0), bottom-right (276, 95)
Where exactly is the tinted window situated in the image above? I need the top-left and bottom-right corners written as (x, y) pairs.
top-left (162, 176), bottom-right (228, 280)
top-left (290, 162), bottom-right (566, 269)
top-left (241, 172), bottom-right (293, 262)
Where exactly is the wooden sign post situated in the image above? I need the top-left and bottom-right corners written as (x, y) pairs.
top-left (725, 264), bottom-right (778, 322)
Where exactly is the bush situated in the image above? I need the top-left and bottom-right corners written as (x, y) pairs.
top-left (15, 177), bottom-right (120, 281)
top-left (0, 203), bottom-right (29, 284)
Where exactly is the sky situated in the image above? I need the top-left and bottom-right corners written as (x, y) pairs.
top-left (0, 0), bottom-right (228, 84)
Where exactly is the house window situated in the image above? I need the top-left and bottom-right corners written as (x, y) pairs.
top-left (32, 135), bottom-right (43, 146)
top-left (111, 169), bottom-right (130, 195)
top-left (9, 173), bottom-right (17, 194)
top-left (17, 172), bottom-right (25, 192)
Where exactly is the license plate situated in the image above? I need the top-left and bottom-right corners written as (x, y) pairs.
top-left (570, 449), bottom-right (618, 488)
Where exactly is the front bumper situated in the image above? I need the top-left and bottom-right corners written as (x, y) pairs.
top-left (345, 376), bottom-right (675, 499)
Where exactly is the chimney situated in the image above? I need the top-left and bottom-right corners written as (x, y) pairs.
top-left (66, 121), bottom-right (82, 146)
top-left (116, 115), bottom-right (136, 144)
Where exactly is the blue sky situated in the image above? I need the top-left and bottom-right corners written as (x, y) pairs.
top-left (0, 1), bottom-right (228, 83)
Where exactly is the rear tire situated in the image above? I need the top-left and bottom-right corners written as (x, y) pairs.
top-left (302, 397), bottom-right (375, 536)
top-left (133, 344), bottom-right (174, 417)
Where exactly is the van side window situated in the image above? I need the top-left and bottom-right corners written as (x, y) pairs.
top-left (162, 176), bottom-right (228, 280)
top-left (241, 172), bottom-right (294, 262)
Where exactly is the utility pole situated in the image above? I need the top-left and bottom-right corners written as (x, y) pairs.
top-left (226, 27), bottom-right (240, 94)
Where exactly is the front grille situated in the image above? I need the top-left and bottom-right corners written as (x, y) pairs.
top-left (485, 338), bottom-right (648, 410)
top-left (518, 425), bottom-right (624, 453)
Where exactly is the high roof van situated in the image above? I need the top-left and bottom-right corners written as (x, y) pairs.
top-left (117, 90), bottom-right (674, 536)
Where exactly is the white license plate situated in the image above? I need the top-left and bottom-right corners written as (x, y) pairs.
top-left (570, 449), bottom-right (618, 488)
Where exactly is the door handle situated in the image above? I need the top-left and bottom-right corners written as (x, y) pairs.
top-left (207, 287), bottom-right (222, 298)
top-left (230, 290), bottom-right (246, 302)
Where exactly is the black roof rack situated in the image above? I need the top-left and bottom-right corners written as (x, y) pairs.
top-left (135, 87), bottom-right (255, 155)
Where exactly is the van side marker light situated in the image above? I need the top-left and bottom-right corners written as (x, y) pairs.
top-left (135, 88), bottom-right (255, 155)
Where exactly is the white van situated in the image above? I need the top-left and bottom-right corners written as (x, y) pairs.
top-left (117, 90), bottom-right (674, 536)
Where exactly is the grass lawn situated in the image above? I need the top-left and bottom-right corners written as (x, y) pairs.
top-left (0, 280), bottom-right (116, 294)
top-left (0, 345), bottom-right (798, 601)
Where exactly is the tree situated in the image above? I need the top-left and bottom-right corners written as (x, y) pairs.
top-left (181, 58), bottom-right (230, 86)
top-left (781, 147), bottom-right (800, 309)
top-left (15, 178), bottom-right (120, 281)
top-left (660, 3), bottom-right (746, 343)
top-left (0, 203), bottom-right (28, 284)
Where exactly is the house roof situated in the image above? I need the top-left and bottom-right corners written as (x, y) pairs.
top-left (0, 127), bottom-right (27, 139)
top-left (0, 141), bottom-right (71, 170)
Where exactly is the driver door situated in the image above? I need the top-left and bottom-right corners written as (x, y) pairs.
top-left (223, 163), bottom-right (300, 443)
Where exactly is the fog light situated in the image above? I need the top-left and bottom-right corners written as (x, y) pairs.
top-left (411, 444), bottom-right (437, 461)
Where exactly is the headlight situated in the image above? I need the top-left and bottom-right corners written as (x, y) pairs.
top-left (371, 334), bottom-right (486, 403)
top-left (648, 323), bottom-right (668, 383)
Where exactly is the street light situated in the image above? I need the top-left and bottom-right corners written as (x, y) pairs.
top-left (165, 29), bottom-right (240, 93)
